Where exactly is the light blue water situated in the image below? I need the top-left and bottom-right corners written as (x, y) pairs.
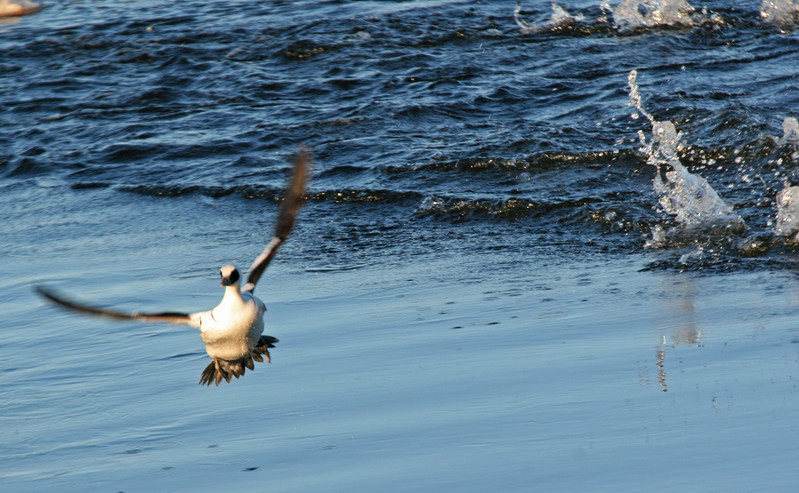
top-left (6, 184), bottom-right (799, 491)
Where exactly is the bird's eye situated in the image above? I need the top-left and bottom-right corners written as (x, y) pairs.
top-left (229, 269), bottom-right (240, 283)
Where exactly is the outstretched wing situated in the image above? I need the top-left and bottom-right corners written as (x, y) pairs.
top-left (35, 285), bottom-right (204, 328)
top-left (242, 147), bottom-right (311, 293)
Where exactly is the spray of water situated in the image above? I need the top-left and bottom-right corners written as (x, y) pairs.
top-left (771, 117), bottom-right (799, 239)
top-left (777, 117), bottom-right (799, 146)
top-left (515, 0), bottom-right (583, 34)
top-left (602, 0), bottom-right (698, 31)
top-left (627, 70), bottom-right (744, 248)
top-left (773, 186), bottom-right (799, 239)
top-left (760, 0), bottom-right (799, 28)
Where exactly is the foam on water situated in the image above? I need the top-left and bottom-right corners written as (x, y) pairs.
top-left (627, 70), bottom-right (744, 248)
top-left (760, 0), bottom-right (799, 28)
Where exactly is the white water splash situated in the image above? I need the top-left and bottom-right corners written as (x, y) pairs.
top-left (760, 0), bottom-right (799, 28)
top-left (774, 116), bottom-right (799, 166)
top-left (627, 70), bottom-right (744, 247)
top-left (0, 0), bottom-right (40, 18)
top-left (777, 117), bottom-right (799, 146)
top-left (603, 0), bottom-right (697, 31)
top-left (773, 118), bottom-right (799, 239)
top-left (773, 186), bottom-right (799, 239)
top-left (514, 0), bottom-right (583, 34)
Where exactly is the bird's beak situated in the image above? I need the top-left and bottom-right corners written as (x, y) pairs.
top-left (221, 278), bottom-right (232, 287)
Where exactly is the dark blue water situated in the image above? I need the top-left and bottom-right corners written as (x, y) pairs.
top-left (4, 1), bottom-right (799, 491)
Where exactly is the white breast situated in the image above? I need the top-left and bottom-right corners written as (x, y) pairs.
top-left (200, 291), bottom-right (265, 360)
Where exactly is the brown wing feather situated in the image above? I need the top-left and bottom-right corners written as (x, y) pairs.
top-left (242, 147), bottom-right (311, 293)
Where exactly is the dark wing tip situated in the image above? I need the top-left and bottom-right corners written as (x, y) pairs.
top-left (244, 147), bottom-right (312, 292)
top-left (33, 284), bottom-right (54, 300)
top-left (34, 284), bottom-right (193, 324)
top-left (34, 284), bottom-right (133, 319)
top-left (34, 285), bottom-right (66, 310)
top-left (274, 147), bottom-right (312, 240)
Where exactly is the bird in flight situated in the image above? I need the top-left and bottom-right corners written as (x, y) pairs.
top-left (36, 148), bottom-right (311, 386)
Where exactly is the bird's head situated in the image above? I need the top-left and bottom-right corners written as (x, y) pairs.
top-left (219, 264), bottom-right (241, 287)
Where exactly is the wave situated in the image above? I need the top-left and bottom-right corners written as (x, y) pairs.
top-left (415, 195), bottom-right (604, 221)
top-left (7, 0), bottom-right (799, 275)
top-left (110, 178), bottom-right (654, 240)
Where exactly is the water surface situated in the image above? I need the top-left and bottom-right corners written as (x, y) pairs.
top-left (4, 0), bottom-right (799, 491)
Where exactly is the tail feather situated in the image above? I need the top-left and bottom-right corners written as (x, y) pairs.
top-left (199, 336), bottom-right (279, 386)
